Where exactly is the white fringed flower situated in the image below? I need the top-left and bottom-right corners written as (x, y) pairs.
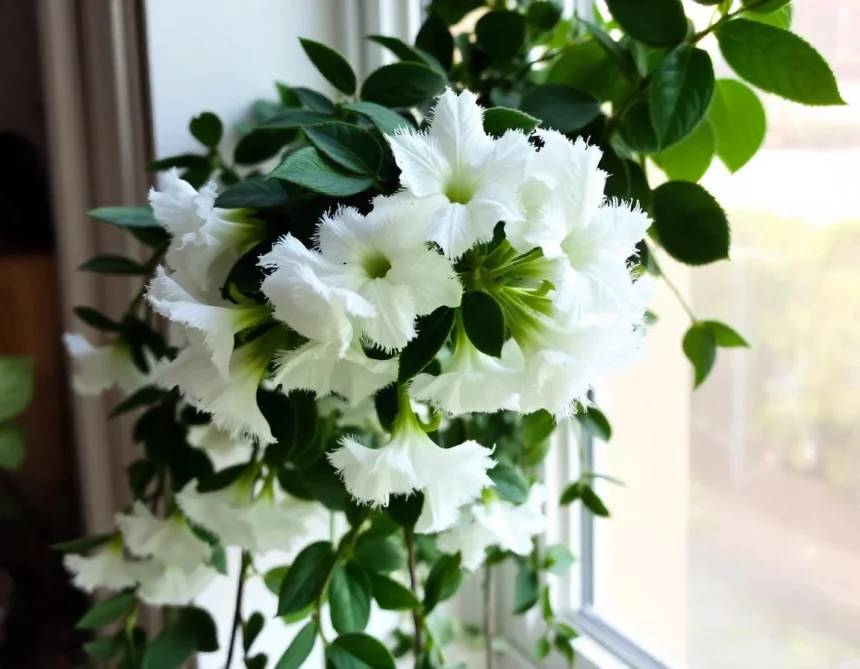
top-left (176, 480), bottom-right (255, 548)
top-left (272, 339), bottom-right (398, 406)
top-left (116, 501), bottom-right (211, 571)
top-left (387, 89), bottom-right (532, 258)
top-left (329, 395), bottom-right (494, 532)
top-left (63, 539), bottom-right (136, 593)
top-left (315, 201), bottom-right (462, 351)
top-left (244, 485), bottom-right (321, 554)
top-left (156, 328), bottom-right (282, 444)
top-left (130, 561), bottom-right (218, 607)
top-left (438, 484), bottom-right (547, 571)
top-left (188, 423), bottom-right (254, 471)
top-left (259, 234), bottom-right (375, 355)
top-left (147, 266), bottom-right (270, 379)
top-left (63, 333), bottom-right (147, 396)
top-left (409, 335), bottom-right (523, 416)
top-left (150, 169), bottom-right (263, 294)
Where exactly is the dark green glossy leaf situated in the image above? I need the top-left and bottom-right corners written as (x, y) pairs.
top-left (488, 460), bottom-right (529, 504)
top-left (88, 204), bottom-right (157, 228)
top-left (73, 306), bottom-right (121, 332)
top-left (514, 562), bottom-right (539, 613)
top-left (78, 254), bottom-right (148, 275)
top-left (743, 0), bottom-right (790, 12)
top-left (76, 591), bottom-right (136, 629)
top-left (527, 1), bottom-right (563, 32)
top-left (576, 405), bottom-right (612, 442)
top-left (580, 484), bottom-right (610, 517)
top-left (702, 320), bottom-right (749, 348)
top-left (520, 84), bottom-right (601, 134)
top-left (329, 563), bottom-right (372, 634)
top-left (278, 541), bottom-right (335, 616)
top-left (293, 86), bottom-right (336, 113)
top-left (361, 62), bottom-right (447, 108)
top-left (653, 181), bottom-right (729, 266)
top-left (483, 107), bottom-right (541, 137)
top-left (386, 493), bottom-right (425, 528)
top-left (264, 566), bottom-right (289, 596)
top-left (398, 306), bottom-right (455, 383)
top-left (619, 100), bottom-right (660, 154)
top-left (368, 35), bottom-right (441, 71)
top-left (0, 425), bottom-right (24, 471)
top-left (304, 123), bottom-right (382, 176)
top-left (52, 533), bottom-right (113, 554)
top-left (559, 482), bottom-right (581, 506)
top-left (716, 18), bottom-right (844, 105)
top-left (416, 14), bottom-right (454, 71)
top-left (110, 385), bottom-right (164, 418)
top-left (234, 128), bottom-right (295, 165)
top-left (683, 322), bottom-right (717, 388)
top-left (260, 109), bottom-right (335, 129)
top-left (368, 572), bottom-right (421, 610)
top-left (216, 177), bottom-right (289, 209)
top-left (147, 153), bottom-right (210, 172)
top-left (274, 621), bottom-right (317, 669)
top-left (462, 291), bottom-right (505, 358)
top-left (475, 11), bottom-right (526, 60)
top-left (521, 410), bottom-right (556, 445)
top-left (650, 46), bottom-right (714, 149)
top-left (427, 0), bottom-right (485, 25)
top-left (328, 633), bottom-right (396, 669)
top-left (606, 0), bottom-right (687, 47)
top-left (243, 612), bottom-right (265, 653)
top-left (345, 101), bottom-right (411, 136)
top-left (189, 112), bottom-right (223, 148)
top-left (423, 553), bottom-right (462, 613)
top-left (83, 633), bottom-right (125, 660)
top-left (269, 147), bottom-right (373, 196)
top-left (299, 38), bottom-right (357, 95)
top-left (707, 78), bottom-right (766, 173)
top-left (353, 535), bottom-right (406, 574)
top-left (546, 39), bottom-right (630, 104)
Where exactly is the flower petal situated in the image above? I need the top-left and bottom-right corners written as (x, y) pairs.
top-left (386, 130), bottom-right (449, 198)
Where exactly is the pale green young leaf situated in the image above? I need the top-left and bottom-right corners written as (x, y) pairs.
top-left (655, 120), bottom-right (716, 182)
top-left (707, 79), bottom-right (766, 173)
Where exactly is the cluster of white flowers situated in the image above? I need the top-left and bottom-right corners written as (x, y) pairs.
top-left (63, 88), bottom-right (650, 585)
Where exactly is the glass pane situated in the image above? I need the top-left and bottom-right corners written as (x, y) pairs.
top-left (587, 4), bottom-right (860, 668)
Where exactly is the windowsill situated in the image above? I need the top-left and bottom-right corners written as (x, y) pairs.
top-left (502, 632), bottom-right (632, 669)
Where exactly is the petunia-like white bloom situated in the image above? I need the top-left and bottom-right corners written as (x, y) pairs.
top-left (244, 485), bottom-right (321, 554)
top-left (387, 89), bottom-right (533, 258)
top-left (409, 335), bottom-right (523, 416)
top-left (259, 234), bottom-right (375, 356)
top-left (156, 327), bottom-right (283, 444)
top-left (314, 200), bottom-right (462, 351)
top-left (272, 338), bottom-right (398, 406)
top-left (150, 169), bottom-right (264, 295)
top-left (63, 333), bottom-right (147, 396)
top-left (130, 560), bottom-right (218, 607)
top-left (176, 480), bottom-right (255, 548)
top-left (63, 538), bottom-right (136, 593)
top-left (437, 484), bottom-right (547, 571)
top-left (508, 131), bottom-right (651, 319)
top-left (116, 501), bottom-right (211, 571)
top-left (188, 423), bottom-right (254, 471)
top-left (147, 266), bottom-right (270, 379)
top-left (329, 395), bottom-right (494, 533)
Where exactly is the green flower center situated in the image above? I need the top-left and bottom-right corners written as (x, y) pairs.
top-left (445, 180), bottom-right (475, 205)
top-left (364, 253), bottom-right (392, 279)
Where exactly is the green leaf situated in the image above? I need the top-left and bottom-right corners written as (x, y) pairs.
top-left (0, 357), bottom-right (32, 422)
top-left (179, 607), bottom-right (219, 652)
top-left (581, 484), bottom-right (610, 517)
top-left (533, 637), bottom-right (552, 660)
top-left (386, 493), bottom-right (425, 528)
top-left (475, 11), bottom-right (527, 60)
top-left (716, 19), bottom-right (844, 105)
top-left (234, 128), bottom-right (295, 165)
top-left (278, 541), bottom-right (335, 616)
top-left (520, 84), bottom-right (601, 134)
top-left (368, 35), bottom-right (441, 71)
top-left (196, 463), bottom-right (247, 493)
top-left (521, 410), bottom-right (556, 445)
top-left (620, 100), bottom-right (660, 154)
top-left (743, 0), bottom-right (790, 12)
top-left (345, 101), bottom-right (411, 136)
top-left (73, 306), bottom-right (121, 332)
top-left (299, 38), bottom-right (357, 95)
top-left (328, 633), bottom-right (396, 669)
top-left (368, 572), bottom-right (421, 610)
top-left (216, 177), bottom-right (289, 209)
top-left (416, 14), bottom-right (454, 72)
top-left (483, 108), bottom-right (541, 138)
top-left (702, 320), bottom-right (749, 348)
top-left (543, 544), bottom-right (576, 575)
top-left (264, 565), bottom-right (289, 596)
top-left (606, 0), bottom-right (687, 47)
top-left (514, 562), bottom-right (540, 613)
top-left (398, 306), bottom-right (455, 383)
top-left (260, 109), bottom-right (335, 129)
top-left (650, 46), bottom-right (714, 149)
top-left (361, 62), bottom-right (447, 108)
top-left (274, 621), bottom-right (318, 669)
top-left (423, 553), bottom-right (462, 613)
top-left (243, 612), bottom-right (265, 653)
top-left (746, 4), bottom-right (792, 29)
top-left (88, 204), bottom-right (157, 228)
top-left (488, 461), bottom-right (529, 504)
top-left (0, 424), bottom-right (24, 470)
top-left (52, 533), bottom-right (112, 554)
top-left (269, 147), bottom-right (373, 197)
top-left (707, 78), bottom-right (766, 173)
top-left (655, 120), bottom-right (715, 182)
top-left (559, 482), bottom-right (582, 506)
top-left (304, 123), bottom-right (382, 176)
top-left (540, 584), bottom-right (554, 619)
top-left (189, 112), bottom-right (223, 148)
top-left (76, 591), bottom-right (136, 629)
top-left (329, 563), bottom-right (372, 634)
top-left (78, 253), bottom-right (148, 275)
top-left (246, 654), bottom-right (268, 669)
top-left (461, 291), bottom-right (505, 358)
top-left (427, 0), bottom-right (484, 25)
top-left (653, 181), bottom-right (729, 266)
top-left (127, 459), bottom-right (155, 498)
top-left (576, 405), bottom-right (612, 442)
top-left (84, 633), bottom-right (125, 660)
top-left (554, 634), bottom-right (576, 665)
top-left (293, 86), bottom-right (336, 113)
top-left (110, 386), bottom-right (164, 418)
top-left (683, 322), bottom-right (717, 388)
top-left (546, 40), bottom-right (630, 104)
top-left (528, 1), bottom-right (563, 32)
top-left (353, 535), bottom-right (406, 574)
top-left (147, 153), bottom-right (210, 172)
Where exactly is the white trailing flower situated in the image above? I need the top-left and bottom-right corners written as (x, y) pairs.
top-left (63, 333), bottom-right (147, 396)
top-left (244, 484), bottom-right (321, 554)
top-left (329, 394), bottom-right (494, 533)
top-left (63, 538), bottom-right (136, 593)
top-left (150, 169), bottom-right (263, 294)
top-left (438, 484), bottom-right (547, 571)
top-left (315, 200), bottom-right (462, 351)
top-left (130, 561), bottom-right (218, 607)
top-left (188, 423), bottom-right (254, 471)
top-left (387, 89), bottom-right (532, 258)
top-left (156, 328), bottom-right (283, 444)
top-left (116, 501), bottom-right (211, 571)
top-left (147, 266), bottom-right (270, 379)
top-left (272, 338), bottom-right (398, 406)
top-left (259, 234), bottom-right (375, 356)
top-left (176, 479), bottom-right (255, 548)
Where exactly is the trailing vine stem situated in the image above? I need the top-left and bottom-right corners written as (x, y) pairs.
top-left (225, 550), bottom-right (251, 669)
top-left (405, 527), bottom-right (424, 669)
top-left (483, 566), bottom-right (495, 669)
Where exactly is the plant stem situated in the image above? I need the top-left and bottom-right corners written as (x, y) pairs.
top-left (651, 254), bottom-right (697, 323)
top-left (225, 550), bottom-right (250, 669)
top-left (405, 527), bottom-right (424, 669)
top-left (482, 566), bottom-right (495, 669)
